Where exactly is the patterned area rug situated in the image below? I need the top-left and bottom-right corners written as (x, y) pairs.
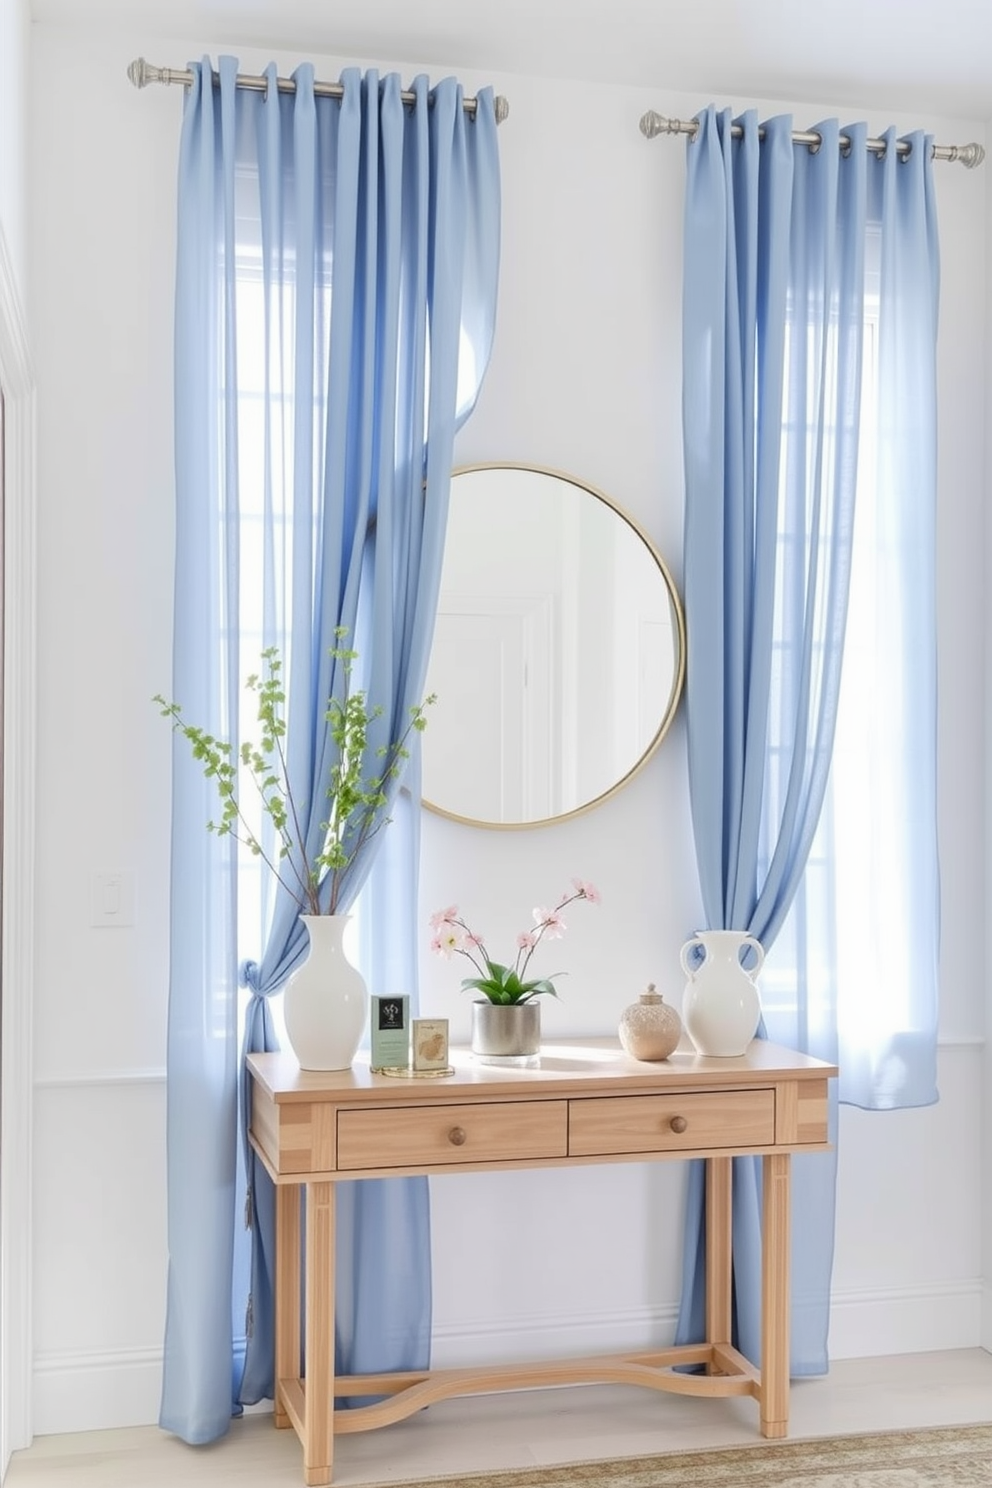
top-left (369, 1424), bottom-right (992, 1488)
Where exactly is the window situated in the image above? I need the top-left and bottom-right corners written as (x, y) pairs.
top-left (763, 226), bottom-right (938, 1107)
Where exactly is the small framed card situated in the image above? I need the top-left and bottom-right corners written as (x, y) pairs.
top-left (370, 995), bottom-right (410, 1072)
top-left (412, 1018), bottom-right (449, 1072)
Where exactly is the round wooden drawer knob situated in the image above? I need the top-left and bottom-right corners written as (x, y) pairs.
top-left (669, 1115), bottom-right (688, 1134)
top-left (448, 1126), bottom-right (467, 1146)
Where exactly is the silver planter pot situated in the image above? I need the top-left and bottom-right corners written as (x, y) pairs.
top-left (471, 999), bottom-right (541, 1065)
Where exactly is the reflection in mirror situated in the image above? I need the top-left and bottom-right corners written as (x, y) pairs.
top-left (422, 464), bottom-right (685, 828)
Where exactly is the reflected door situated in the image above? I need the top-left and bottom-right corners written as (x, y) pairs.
top-left (426, 593), bottom-right (553, 822)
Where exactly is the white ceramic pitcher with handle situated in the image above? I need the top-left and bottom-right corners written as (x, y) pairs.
top-left (679, 929), bottom-right (764, 1057)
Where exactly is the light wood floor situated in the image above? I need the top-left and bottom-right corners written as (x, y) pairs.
top-left (6, 1349), bottom-right (992, 1487)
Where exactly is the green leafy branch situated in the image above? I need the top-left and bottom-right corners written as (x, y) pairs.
top-left (155, 634), bottom-right (434, 916)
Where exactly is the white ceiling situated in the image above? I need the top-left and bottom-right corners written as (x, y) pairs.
top-left (31, 0), bottom-right (992, 121)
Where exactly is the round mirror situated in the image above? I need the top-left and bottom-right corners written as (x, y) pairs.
top-left (422, 464), bottom-right (685, 828)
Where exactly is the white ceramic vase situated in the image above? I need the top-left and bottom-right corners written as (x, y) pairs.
top-left (679, 929), bottom-right (764, 1057)
top-left (283, 914), bottom-right (368, 1071)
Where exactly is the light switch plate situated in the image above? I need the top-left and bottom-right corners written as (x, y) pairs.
top-left (90, 871), bottom-right (135, 928)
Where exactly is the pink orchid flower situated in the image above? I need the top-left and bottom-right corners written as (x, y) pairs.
top-left (431, 928), bottom-right (461, 958)
top-left (428, 880), bottom-right (599, 1003)
top-left (535, 907), bottom-right (566, 939)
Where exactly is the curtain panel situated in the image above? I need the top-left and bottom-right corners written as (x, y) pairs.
top-left (160, 56), bottom-right (500, 1444)
top-left (676, 107), bottom-right (940, 1372)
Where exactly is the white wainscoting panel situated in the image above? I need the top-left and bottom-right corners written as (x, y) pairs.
top-left (32, 1078), bottom-right (168, 1436)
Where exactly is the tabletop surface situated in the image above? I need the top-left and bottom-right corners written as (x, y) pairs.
top-left (247, 1035), bottom-right (838, 1104)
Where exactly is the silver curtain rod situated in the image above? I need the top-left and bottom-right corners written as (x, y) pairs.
top-left (639, 110), bottom-right (985, 169)
top-left (127, 57), bottom-right (509, 123)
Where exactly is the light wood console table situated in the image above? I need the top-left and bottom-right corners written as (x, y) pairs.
top-left (247, 1037), bottom-right (836, 1486)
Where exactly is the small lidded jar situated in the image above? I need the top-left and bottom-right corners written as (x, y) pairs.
top-left (618, 983), bottom-right (682, 1062)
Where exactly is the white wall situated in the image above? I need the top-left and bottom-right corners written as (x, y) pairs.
top-left (24, 18), bottom-right (988, 1435)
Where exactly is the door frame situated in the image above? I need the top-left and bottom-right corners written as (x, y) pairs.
top-left (0, 220), bottom-right (36, 1472)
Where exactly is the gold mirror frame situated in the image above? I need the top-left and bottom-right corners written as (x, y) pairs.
top-left (422, 463), bottom-right (686, 829)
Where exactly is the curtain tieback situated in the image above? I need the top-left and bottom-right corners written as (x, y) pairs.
top-left (239, 958), bottom-right (261, 992)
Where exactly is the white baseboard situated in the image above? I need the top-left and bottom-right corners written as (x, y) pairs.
top-left (30, 1280), bottom-right (985, 1439)
top-left (33, 1335), bottom-right (254, 1440)
top-left (433, 1279), bottom-right (984, 1373)
top-left (430, 1300), bottom-right (680, 1369)
top-left (827, 1278), bottom-right (983, 1360)
top-left (33, 1347), bottom-right (163, 1437)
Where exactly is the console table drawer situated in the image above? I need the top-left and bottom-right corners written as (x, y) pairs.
top-left (337, 1100), bottom-right (569, 1170)
top-left (568, 1089), bottom-right (775, 1156)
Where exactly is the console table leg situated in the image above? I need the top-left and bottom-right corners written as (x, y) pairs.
top-left (761, 1152), bottom-right (790, 1438)
top-left (303, 1180), bottom-right (336, 1486)
top-left (275, 1183), bottom-right (301, 1429)
top-left (705, 1155), bottom-right (733, 1359)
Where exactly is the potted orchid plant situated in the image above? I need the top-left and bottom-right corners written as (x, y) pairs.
top-left (429, 881), bottom-right (600, 1063)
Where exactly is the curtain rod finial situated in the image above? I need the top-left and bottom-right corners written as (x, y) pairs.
top-left (640, 111), bottom-right (698, 142)
top-left (128, 57), bottom-right (185, 89)
top-left (493, 95), bottom-right (509, 124)
top-left (934, 139), bottom-right (985, 168)
top-left (127, 57), bottom-right (154, 88)
top-left (955, 141), bottom-right (985, 169)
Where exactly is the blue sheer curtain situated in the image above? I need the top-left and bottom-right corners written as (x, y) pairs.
top-left (675, 107), bottom-right (939, 1372)
top-left (160, 56), bottom-right (500, 1443)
